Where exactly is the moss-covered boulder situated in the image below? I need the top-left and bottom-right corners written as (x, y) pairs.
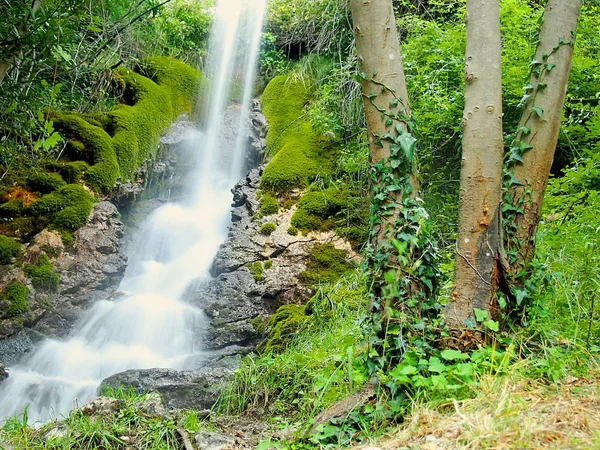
top-left (0, 235), bottom-right (22, 265)
top-left (54, 57), bottom-right (202, 193)
top-left (2, 281), bottom-right (29, 318)
top-left (29, 184), bottom-right (95, 233)
top-left (25, 254), bottom-right (60, 292)
top-left (291, 186), bottom-right (347, 232)
top-left (299, 243), bottom-right (355, 285)
top-left (262, 304), bottom-right (307, 353)
top-left (260, 75), bottom-right (334, 193)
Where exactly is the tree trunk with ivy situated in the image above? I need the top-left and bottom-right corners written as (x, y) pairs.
top-left (505, 0), bottom-right (582, 286)
top-left (446, 0), bottom-right (503, 329)
top-left (350, 0), bottom-right (438, 369)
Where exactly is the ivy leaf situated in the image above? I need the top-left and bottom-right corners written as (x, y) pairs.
top-left (365, 93), bottom-right (377, 99)
top-left (463, 317), bottom-right (477, 328)
top-left (519, 141), bottom-right (533, 154)
top-left (519, 126), bottom-right (531, 136)
top-left (545, 62), bottom-right (556, 72)
top-left (508, 146), bottom-right (524, 163)
top-left (385, 118), bottom-right (393, 127)
top-left (484, 320), bottom-right (499, 332)
top-left (440, 349), bottom-right (469, 361)
top-left (397, 132), bottom-right (416, 161)
top-left (531, 106), bottom-right (544, 117)
top-left (514, 288), bottom-right (528, 306)
top-left (474, 308), bottom-right (488, 322)
top-left (389, 98), bottom-right (399, 108)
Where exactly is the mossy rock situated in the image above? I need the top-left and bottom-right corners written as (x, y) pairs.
top-left (259, 193), bottom-right (279, 216)
top-left (0, 235), bottom-right (22, 265)
top-left (3, 281), bottom-right (29, 318)
top-left (29, 184), bottom-right (94, 233)
top-left (247, 261), bottom-right (264, 282)
top-left (299, 243), bottom-right (355, 285)
top-left (291, 186), bottom-right (347, 232)
top-left (26, 172), bottom-right (67, 195)
top-left (45, 161), bottom-right (90, 184)
top-left (0, 200), bottom-right (24, 220)
top-left (263, 304), bottom-right (307, 353)
top-left (259, 222), bottom-right (276, 235)
top-left (54, 57), bottom-right (202, 193)
top-left (25, 254), bottom-right (60, 292)
top-left (260, 75), bottom-right (313, 157)
top-left (259, 75), bottom-right (335, 194)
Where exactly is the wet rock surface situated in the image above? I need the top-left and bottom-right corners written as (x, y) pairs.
top-left (102, 367), bottom-right (232, 411)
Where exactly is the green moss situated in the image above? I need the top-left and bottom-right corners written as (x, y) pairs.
top-left (54, 57), bottom-right (202, 194)
top-left (0, 200), bottom-right (24, 220)
top-left (264, 260), bottom-right (273, 270)
top-left (29, 184), bottom-right (94, 232)
top-left (25, 254), bottom-right (60, 292)
top-left (291, 186), bottom-right (347, 231)
top-left (261, 75), bottom-right (312, 157)
top-left (259, 222), bottom-right (277, 235)
top-left (45, 160), bottom-right (90, 184)
top-left (260, 75), bottom-right (335, 194)
top-left (259, 193), bottom-right (279, 216)
top-left (299, 243), bottom-right (355, 285)
top-left (248, 261), bottom-right (264, 282)
top-left (0, 235), bottom-right (22, 265)
top-left (3, 281), bottom-right (29, 317)
top-left (26, 172), bottom-right (67, 195)
top-left (263, 304), bottom-right (307, 353)
top-left (287, 226), bottom-right (298, 236)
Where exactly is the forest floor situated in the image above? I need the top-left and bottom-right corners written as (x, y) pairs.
top-left (352, 371), bottom-right (600, 450)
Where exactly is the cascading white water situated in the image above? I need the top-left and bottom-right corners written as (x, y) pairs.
top-left (0, 0), bottom-right (266, 424)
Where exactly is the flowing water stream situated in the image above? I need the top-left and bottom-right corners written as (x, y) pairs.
top-left (0, 0), bottom-right (266, 424)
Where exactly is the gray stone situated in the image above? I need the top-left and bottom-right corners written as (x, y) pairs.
top-left (101, 367), bottom-right (233, 411)
top-left (0, 362), bottom-right (8, 383)
top-left (134, 392), bottom-right (169, 419)
top-left (40, 423), bottom-right (69, 442)
top-left (78, 396), bottom-right (126, 417)
top-left (194, 431), bottom-right (237, 450)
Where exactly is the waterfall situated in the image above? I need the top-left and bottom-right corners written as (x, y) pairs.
top-left (0, 0), bottom-right (267, 424)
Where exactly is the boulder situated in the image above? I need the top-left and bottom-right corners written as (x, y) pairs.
top-left (101, 367), bottom-right (233, 411)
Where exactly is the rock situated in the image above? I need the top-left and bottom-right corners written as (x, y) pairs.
top-left (79, 396), bottom-right (125, 417)
top-left (0, 362), bottom-right (8, 383)
top-left (40, 423), bottom-right (69, 442)
top-left (101, 367), bottom-right (233, 411)
top-left (134, 392), bottom-right (169, 419)
top-left (0, 328), bottom-right (45, 366)
top-left (195, 431), bottom-right (238, 450)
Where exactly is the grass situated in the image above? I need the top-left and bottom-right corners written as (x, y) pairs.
top-left (370, 370), bottom-right (600, 449)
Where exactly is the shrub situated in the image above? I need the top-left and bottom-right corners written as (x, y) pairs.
top-left (248, 261), bottom-right (264, 282)
top-left (287, 226), bottom-right (298, 236)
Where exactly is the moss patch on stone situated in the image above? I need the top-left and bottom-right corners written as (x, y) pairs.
top-left (25, 253), bottom-right (60, 292)
top-left (3, 281), bottom-right (29, 318)
top-left (26, 172), bottom-right (67, 195)
top-left (54, 57), bottom-right (202, 193)
top-left (299, 243), bottom-right (355, 285)
top-left (0, 235), bottom-right (22, 265)
top-left (263, 304), bottom-right (307, 353)
top-left (291, 186), bottom-right (348, 232)
top-left (258, 193), bottom-right (279, 216)
top-left (259, 222), bottom-right (276, 235)
top-left (260, 75), bottom-right (335, 193)
top-left (29, 184), bottom-right (94, 233)
top-left (248, 261), bottom-right (264, 282)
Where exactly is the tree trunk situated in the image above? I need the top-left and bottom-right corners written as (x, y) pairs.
top-left (446, 0), bottom-right (503, 328)
top-left (351, 0), bottom-right (416, 197)
top-left (506, 0), bottom-right (582, 283)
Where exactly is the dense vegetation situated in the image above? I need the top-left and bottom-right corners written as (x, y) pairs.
top-left (1, 0), bottom-right (599, 448)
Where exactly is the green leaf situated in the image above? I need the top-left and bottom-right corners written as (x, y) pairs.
top-left (531, 106), bottom-right (544, 117)
top-left (545, 62), bottom-right (556, 72)
top-left (389, 98), bottom-right (399, 108)
top-left (365, 93), bottom-right (377, 99)
top-left (385, 118), bottom-right (393, 127)
top-left (397, 132), bottom-right (416, 161)
top-left (474, 308), bottom-right (488, 322)
top-left (484, 320), bottom-right (499, 332)
top-left (519, 126), bottom-right (531, 136)
top-left (440, 349), bottom-right (469, 361)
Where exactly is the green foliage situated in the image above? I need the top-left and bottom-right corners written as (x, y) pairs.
top-left (0, 390), bottom-right (185, 448)
top-left (259, 193), bottom-right (280, 216)
top-left (299, 243), bottom-right (355, 285)
top-left (287, 226), bottom-right (298, 236)
top-left (30, 184), bottom-right (94, 233)
top-left (0, 235), bottom-right (22, 265)
top-left (259, 222), bottom-right (277, 236)
top-left (3, 282), bottom-right (29, 318)
top-left (25, 254), bottom-right (60, 292)
top-left (218, 272), bottom-right (368, 418)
